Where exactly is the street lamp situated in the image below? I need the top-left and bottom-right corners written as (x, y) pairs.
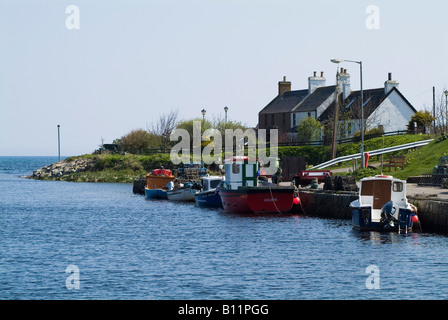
top-left (224, 106), bottom-right (229, 124)
top-left (444, 90), bottom-right (448, 132)
top-left (201, 109), bottom-right (206, 120)
top-left (331, 58), bottom-right (364, 168)
top-left (329, 61), bottom-right (341, 160)
top-left (57, 124), bottom-right (61, 162)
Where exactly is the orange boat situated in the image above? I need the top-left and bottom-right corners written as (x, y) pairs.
top-left (145, 169), bottom-right (175, 199)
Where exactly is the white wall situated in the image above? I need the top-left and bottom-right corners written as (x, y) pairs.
top-left (367, 90), bottom-right (414, 132)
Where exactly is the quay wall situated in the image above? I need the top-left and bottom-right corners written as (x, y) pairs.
top-left (408, 196), bottom-right (448, 234)
top-left (297, 189), bottom-right (358, 220)
top-left (298, 189), bottom-right (448, 234)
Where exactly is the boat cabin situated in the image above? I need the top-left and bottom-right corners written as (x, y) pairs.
top-left (201, 176), bottom-right (224, 191)
top-left (359, 175), bottom-right (407, 221)
top-left (224, 156), bottom-right (258, 190)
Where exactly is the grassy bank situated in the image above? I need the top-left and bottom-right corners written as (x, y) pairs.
top-left (40, 153), bottom-right (174, 183)
top-left (36, 134), bottom-right (436, 183)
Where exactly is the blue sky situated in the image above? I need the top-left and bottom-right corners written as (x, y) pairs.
top-left (1, 0), bottom-right (447, 156)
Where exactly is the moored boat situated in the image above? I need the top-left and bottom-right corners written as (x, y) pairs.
top-left (195, 175), bottom-right (224, 208)
top-left (166, 162), bottom-right (207, 202)
top-left (144, 168), bottom-right (175, 199)
top-left (349, 175), bottom-right (419, 233)
top-left (219, 156), bottom-right (295, 214)
top-left (167, 182), bottom-right (198, 201)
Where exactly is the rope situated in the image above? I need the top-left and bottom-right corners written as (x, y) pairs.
top-left (268, 184), bottom-right (284, 214)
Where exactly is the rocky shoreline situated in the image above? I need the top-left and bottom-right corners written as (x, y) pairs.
top-left (27, 157), bottom-right (95, 180)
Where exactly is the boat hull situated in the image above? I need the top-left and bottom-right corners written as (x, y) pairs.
top-left (145, 187), bottom-right (168, 199)
top-left (195, 189), bottom-right (223, 208)
top-left (350, 206), bottom-right (414, 232)
top-left (219, 186), bottom-right (295, 214)
top-left (167, 187), bottom-right (197, 202)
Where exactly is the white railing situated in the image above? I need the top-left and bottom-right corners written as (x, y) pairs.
top-left (312, 139), bottom-right (434, 169)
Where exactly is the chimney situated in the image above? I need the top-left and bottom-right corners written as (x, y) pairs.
top-left (384, 72), bottom-right (399, 94)
top-left (339, 68), bottom-right (351, 100)
top-left (278, 76), bottom-right (291, 96)
top-left (308, 71), bottom-right (326, 94)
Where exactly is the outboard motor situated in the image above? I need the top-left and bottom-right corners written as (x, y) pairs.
top-left (380, 201), bottom-right (398, 231)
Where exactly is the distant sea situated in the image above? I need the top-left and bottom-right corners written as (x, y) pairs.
top-left (1, 156), bottom-right (448, 300)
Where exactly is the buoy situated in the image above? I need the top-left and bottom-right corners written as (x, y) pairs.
top-left (293, 197), bottom-right (301, 205)
top-left (411, 215), bottom-right (419, 223)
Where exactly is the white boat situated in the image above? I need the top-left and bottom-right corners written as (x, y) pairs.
top-left (349, 175), bottom-right (419, 233)
top-left (166, 182), bottom-right (198, 202)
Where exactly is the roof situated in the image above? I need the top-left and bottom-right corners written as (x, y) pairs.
top-left (292, 85), bottom-right (336, 112)
top-left (318, 87), bottom-right (416, 122)
top-left (259, 89), bottom-right (308, 114)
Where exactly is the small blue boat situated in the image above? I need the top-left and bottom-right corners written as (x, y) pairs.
top-left (145, 188), bottom-right (168, 199)
top-left (195, 176), bottom-right (224, 208)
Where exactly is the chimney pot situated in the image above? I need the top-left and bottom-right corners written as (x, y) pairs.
top-left (313, 71), bottom-right (317, 77)
top-left (320, 71), bottom-right (324, 77)
top-left (388, 73), bottom-right (392, 81)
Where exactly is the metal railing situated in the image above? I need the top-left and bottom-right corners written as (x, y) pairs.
top-left (279, 130), bottom-right (411, 147)
top-left (312, 139), bottom-right (434, 169)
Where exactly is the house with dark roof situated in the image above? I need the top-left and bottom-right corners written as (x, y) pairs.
top-left (258, 70), bottom-right (416, 143)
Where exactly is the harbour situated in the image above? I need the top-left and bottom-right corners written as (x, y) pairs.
top-left (2, 156), bottom-right (448, 300)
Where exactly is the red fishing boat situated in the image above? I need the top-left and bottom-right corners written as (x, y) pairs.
top-left (219, 156), bottom-right (295, 214)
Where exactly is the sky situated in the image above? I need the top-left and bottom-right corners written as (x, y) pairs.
top-left (0, 0), bottom-right (447, 156)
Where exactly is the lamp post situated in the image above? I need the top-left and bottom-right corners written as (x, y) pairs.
top-left (57, 124), bottom-right (61, 162)
top-left (331, 58), bottom-right (364, 168)
top-left (329, 60), bottom-right (341, 160)
top-left (201, 109), bottom-right (206, 120)
top-left (444, 90), bottom-right (448, 132)
top-left (224, 106), bottom-right (228, 125)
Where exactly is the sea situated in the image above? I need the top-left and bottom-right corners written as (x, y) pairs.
top-left (1, 156), bottom-right (448, 301)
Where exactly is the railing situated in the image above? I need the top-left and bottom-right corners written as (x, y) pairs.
top-left (279, 130), bottom-right (411, 147)
top-left (312, 139), bottom-right (434, 169)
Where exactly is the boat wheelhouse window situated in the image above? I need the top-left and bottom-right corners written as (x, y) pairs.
top-left (210, 179), bottom-right (221, 189)
top-left (232, 163), bottom-right (240, 174)
top-left (393, 182), bottom-right (403, 192)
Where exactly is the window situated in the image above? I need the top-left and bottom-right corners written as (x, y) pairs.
top-left (393, 182), bottom-right (403, 192)
top-left (232, 163), bottom-right (240, 174)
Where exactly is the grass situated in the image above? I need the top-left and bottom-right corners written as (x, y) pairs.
top-left (392, 136), bottom-right (448, 180)
top-left (42, 133), bottom-right (443, 183)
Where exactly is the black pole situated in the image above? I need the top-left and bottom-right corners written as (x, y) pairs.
top-left (433, 87), bottom-right (436, 132)
top-left (57, 125), bottom-right (61, 162)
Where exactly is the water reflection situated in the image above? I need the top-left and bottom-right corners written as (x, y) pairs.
top-left (352, 229), bottom-right (422, 244)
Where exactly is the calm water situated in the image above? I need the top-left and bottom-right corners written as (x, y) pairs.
top-left (1, 156), bottom-right (448, 300)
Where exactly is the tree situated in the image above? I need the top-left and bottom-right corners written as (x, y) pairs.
top-left (407, 110), bottom-right (435, 133)
top-left (117, 129), bottom-right (161, 154)
top-left (148, 110), bottom-right (179, 150)
top-left (296, 116), bottom-right (322, 143)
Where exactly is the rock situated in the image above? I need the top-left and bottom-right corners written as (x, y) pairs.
top-left (28, 157), bottom-right (94, 180)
